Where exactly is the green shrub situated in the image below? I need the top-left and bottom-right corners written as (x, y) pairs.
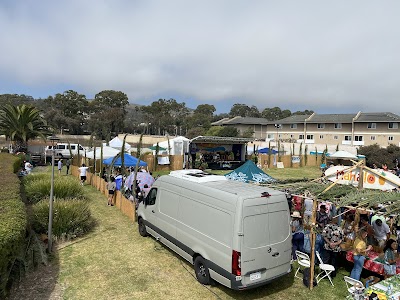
top-left (0, 154), bottom-right (27, 298)
top-left (25, 176), bottom-right (85, 204)
top-left (32, 199), bottom-right (95, 240)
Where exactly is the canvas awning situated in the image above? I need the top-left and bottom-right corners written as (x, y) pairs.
top-left (328, 150), bottom-right (358, 160)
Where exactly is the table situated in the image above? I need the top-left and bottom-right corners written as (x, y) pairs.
top-left (346, 251), bottom-right (400, 276)
top-left (365, 275), bottom-right (400, 299)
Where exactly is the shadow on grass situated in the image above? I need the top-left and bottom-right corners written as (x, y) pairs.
top-left (8, 252), bottom-right (61, 300)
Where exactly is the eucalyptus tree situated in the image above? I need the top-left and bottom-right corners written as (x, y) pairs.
top-left (0, 104), bottom-right (49, 152)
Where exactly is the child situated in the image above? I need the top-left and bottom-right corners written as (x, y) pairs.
top-left (107, 176), bottom-right (116, 206)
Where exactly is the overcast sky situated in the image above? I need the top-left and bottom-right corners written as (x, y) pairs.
top-left (1, 1), bottom-right (399, 114)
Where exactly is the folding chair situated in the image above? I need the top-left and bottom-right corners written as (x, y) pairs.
top-left (344, 276), bottom-right (364, 299)
top-left (294, 250), bottom-right (311, 279)
top-left (315, 251), bottom-right (335, 286)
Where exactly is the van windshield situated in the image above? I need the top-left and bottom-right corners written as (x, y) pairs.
top-left (243, 210), bottom-right (289, 248)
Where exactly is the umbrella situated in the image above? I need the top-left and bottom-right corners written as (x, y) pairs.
top-left (149, 145), bottom-right (167, 151)
top-left (125, 172), bottom-right (155, 190)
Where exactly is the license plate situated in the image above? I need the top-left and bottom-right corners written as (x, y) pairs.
top-left (250, 272), bottom-right (261, 281)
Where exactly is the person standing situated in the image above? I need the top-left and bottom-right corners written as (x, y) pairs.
top-left (65, 158), bottom-right (71, 175)
top-left (372, 218), bottom-right (390, 248)
top-left (106, 176), bottom-right (116, 206)
top-left (350, 229), bottom-right (372, 281)
top-left (78, 163), bottom-right (89, 185)
top-left (290, 211), bottom-right (304, 261)
top-left (322, 220), bottom-right (344, 277)
top-left (57, 159), bottom-right (63, 175)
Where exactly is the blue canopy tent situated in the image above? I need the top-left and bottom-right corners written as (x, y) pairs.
top-left (258, 147), bottom-right (278, 154)
top-left (225, 160), bottom-right (276, 184)
top-left (103, 153), bottom-right (147, 167)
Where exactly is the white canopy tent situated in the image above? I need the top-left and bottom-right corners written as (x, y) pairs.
top-left (85, 145), bottom-right (121, 159)
top-left (153, 136), bottom-right (190, 155)
top-left (108, 136), bottom-right (132, 151)
top-left (328, 150), bottom-right (358, 160)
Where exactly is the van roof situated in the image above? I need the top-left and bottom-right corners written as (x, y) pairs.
top-left (169, 169), bottom-right (227, 183)
top-left (160, 171), bottom-right (283, 199)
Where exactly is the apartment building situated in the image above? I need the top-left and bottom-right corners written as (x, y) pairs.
top-left (212, 112), bottom-right (400, 147)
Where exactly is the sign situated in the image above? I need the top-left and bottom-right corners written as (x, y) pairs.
top-left (277, 162), bottom-right (284, 169)
top-left (292, 156), bottom-right (300, 163)
top-left (158, 156), bottom-right (170, 165)
top-left (325, 166), bottom-right (400, 191)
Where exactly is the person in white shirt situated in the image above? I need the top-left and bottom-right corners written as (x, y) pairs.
top-left (78, 164), bottom-right (89, 185)
top-left (24, 161), bottom-right (33, 174)
top-left (372, 218), bottom-right (391, 248)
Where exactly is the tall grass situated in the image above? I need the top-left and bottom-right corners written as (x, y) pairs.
top-left (25, 176), bottom-right (85, 204)
top-left (31, 199), bottom-right (95, 240)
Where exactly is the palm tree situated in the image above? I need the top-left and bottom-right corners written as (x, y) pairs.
top-left (0, 104), bottom-right (49, 152)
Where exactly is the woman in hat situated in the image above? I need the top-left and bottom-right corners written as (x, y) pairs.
top-left (291, 211), bottom-right (304, 260)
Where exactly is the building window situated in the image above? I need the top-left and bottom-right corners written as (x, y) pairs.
top-left (306, 134), bottom-right (314, 140)
top-left (290, 124), bottom-right (297, 129)
top-left (317, 123), bottom-right (325, 129)
top-left (388, 122), bottom-right (398, 129)
top-left (344, 135), bottom-right (352, 141)
top-left (319, 135), bottom-right (324, 139)
top-left (389, 136), bottom-right (394, 141)
top-left (334, 123), bottom-right (342, 129)
top-left (367, 123), bottom-right (376, 129)
top-left (299, 134), bottom-right (304, 139)
top-left (290, 134), bottom-right (294, 138)
top-left (355, 136), bottom-right (363, 142)
top-left (370, 136), bottom-right (376, 141)
top-left (267, 134), bottom-right (274, 139)
top-left (333, 135), bottom-right (338, 140)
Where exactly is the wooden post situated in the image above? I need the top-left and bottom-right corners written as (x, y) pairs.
top-left (309, 196), bottom-right (318, 290)
top-left (358, 165), bottom-right (364, 190)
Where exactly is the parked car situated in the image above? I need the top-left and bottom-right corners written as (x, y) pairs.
top-left (45, 143), bottom-right (86, 158)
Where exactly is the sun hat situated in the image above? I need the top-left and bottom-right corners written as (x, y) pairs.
top-left (291, 211), bottom-right (301, 218)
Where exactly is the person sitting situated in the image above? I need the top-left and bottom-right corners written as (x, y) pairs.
top-left (383, 239), bottom-right (398, 279)
top-left (350, 229), bottom-right (373, 281)
top-left (290, 211), bottom-right (304, 261)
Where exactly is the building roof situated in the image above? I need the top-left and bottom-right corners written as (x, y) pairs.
top-left (306, 114), bottom-right (356, 123)
top-left (355, 112), bottom-right (400, 122)
top-left (211, 116), bottom-right (270, 126)
top-left (270, 114), bottom-right (310, 124)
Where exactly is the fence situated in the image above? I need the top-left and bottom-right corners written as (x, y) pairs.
top-left (71, 166), bottom-right (136, 222)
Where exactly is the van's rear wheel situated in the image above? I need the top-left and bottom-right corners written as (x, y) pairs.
top-left (194, 256), bottom-right (211, 285)
top-left (138, 218), bottom-right (148, 237)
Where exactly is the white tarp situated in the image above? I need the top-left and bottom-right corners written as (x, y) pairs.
top-left (86, 146), bottom-right (121, 159)
top-left (153, 136), bottom-right (190, 155)
top-left (109, 137), bottom-right (132, 151)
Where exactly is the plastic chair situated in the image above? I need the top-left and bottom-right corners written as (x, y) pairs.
top-left (344, 276), bottom-right (364, 299)
top-left (315, 251), bottom-right (335, 286)
top-left (294, 250), bottom-right (311, 279)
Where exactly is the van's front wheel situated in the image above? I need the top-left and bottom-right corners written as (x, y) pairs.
top-left (138, 218), bottom-right (148, 237)
top-left (194, 256), bottom-right (211, 285)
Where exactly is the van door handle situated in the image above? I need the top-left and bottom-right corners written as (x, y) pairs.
top-left (151, 210), bottom-right (155, 213)
top-left (272, 252), bottom-right (279, 257)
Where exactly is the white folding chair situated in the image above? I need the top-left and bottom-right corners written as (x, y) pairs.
top-left (294, 250), bottom-right (311, 279)
top-left (315, 251), bottom-right (335, 286)
top-left (344, 276), bottom-right (364, 299)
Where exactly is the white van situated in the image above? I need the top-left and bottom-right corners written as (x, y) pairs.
top-left (137, 169), bottom-right (291, 290)
top-left (44, 143), bottom-right (85, 158)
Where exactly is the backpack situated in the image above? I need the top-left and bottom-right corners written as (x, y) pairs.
top-left (302, 267), bottom-right (317, 287)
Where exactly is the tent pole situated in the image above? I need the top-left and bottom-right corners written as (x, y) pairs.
top-left (309, 196), bottom-right (318, 290)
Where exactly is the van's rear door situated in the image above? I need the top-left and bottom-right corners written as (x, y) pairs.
top-left (240, 196), bottom-right (291, 287)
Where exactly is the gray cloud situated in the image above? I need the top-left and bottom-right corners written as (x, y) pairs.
top-left (1, 0), bottom-right (400, 113)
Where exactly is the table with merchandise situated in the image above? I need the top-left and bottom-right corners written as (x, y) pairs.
top-left (365, 275), bottom-right (400, 299)
top-left (346, 250), bottom-right (400, 275)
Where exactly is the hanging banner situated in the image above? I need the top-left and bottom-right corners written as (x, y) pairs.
top-left (324, 166), bottom-right (400, 191)
top-left (292, 156), bottom-right (300, 164)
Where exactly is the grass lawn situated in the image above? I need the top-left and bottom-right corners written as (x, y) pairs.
top-left (12, 167), bottom-right (351, 300)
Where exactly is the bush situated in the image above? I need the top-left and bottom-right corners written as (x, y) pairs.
top-left (31, 199), bottom-right (95, 240)
top-left (25, 175), bottom-right (85, 204)
top-left (0, 154), bottom-right (27, 298)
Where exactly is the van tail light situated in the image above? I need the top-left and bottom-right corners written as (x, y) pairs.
top-left (232, 250), bottom-right (241, 276)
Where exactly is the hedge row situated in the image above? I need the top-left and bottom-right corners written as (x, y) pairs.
top-left (0, 153), bottom-right (27, 298)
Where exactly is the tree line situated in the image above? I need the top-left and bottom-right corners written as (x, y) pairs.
top-left (0, 91), bottom-right (313, 141)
